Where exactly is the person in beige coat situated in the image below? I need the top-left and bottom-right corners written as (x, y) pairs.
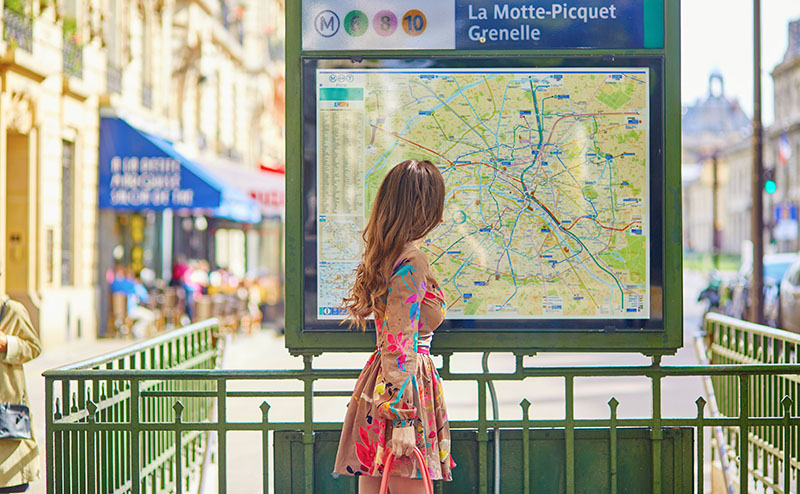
top-left (0, 296), bottom-right (41, 492)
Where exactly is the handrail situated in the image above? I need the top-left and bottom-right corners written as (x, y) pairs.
top-left (43, 363), bottom-right (800, 379)
top-left (705, 311), bottom-right (800, 343)
top-left (45, 319), bottom-right (221, 494)
top-left (704, 311), bottom-right (800, 494)
top-left (49, 318), bottom-right (220, 371)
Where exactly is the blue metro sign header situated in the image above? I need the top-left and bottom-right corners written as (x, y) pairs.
top-left (302, 0), bottom-right (664, 51)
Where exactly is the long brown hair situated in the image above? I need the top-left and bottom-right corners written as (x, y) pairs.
top-left (342, 160), bottom-right (445, 330)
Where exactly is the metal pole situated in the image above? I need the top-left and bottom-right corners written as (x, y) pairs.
top-left (750, 0), bottom-right (765, 324)
top-left (712, 153), bottom-right (720, 269)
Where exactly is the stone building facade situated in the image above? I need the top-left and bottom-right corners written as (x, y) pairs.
top-left (681, 73), bottom-right (751, 255)
top-left (765, 18), bottom-right (800, 252)
top-left (683, 18), bottom-right (800, 257)
top-left (0, 0), bottom-right (285, 346)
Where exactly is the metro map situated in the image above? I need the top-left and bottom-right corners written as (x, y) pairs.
top-left (318, 67), bottom-right (650, 319)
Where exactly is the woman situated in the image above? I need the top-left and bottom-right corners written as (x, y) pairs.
top-left (0, 296), bottom-right (41, 492)
top-left (334, 160), bottom-right (456, 493)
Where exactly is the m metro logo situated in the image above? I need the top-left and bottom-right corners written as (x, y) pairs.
top-left (314, 10), bottom-right (340, 37)
top-left (301, 2), bottom-right (455, 51)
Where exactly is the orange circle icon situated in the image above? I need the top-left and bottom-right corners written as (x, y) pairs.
top-left (402, 10), bottom-right (427, 37)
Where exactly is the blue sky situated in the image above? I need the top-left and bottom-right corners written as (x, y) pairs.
top-left (681, 1), bottom-right (800, 126)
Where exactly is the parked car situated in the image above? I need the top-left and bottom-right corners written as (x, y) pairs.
top-left (725, 253), bottom-right (799, 327)
top-left (779, 258), bottom-right (800, 334)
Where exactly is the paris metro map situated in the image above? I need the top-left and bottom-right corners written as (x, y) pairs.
top-left (316, 67), bottom-right (650, 320)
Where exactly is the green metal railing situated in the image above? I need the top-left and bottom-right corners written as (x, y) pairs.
top-left (45, 320), bottom-right (220, 494)
top-left (45, 316), bottom-right (800, 493)
top-left (705, 312), bottom-right (800, 493)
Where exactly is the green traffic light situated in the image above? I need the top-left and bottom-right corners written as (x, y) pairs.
top-left (765, 180), bottom-right (777, 194)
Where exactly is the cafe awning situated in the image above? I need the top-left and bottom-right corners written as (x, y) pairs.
top-left (98, 117), bottom-right (261, 223)
top-left (200, 160), bottom-right (285, 219)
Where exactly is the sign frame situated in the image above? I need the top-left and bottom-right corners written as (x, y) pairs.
top-left (285, 0), bottom-right (682, 356)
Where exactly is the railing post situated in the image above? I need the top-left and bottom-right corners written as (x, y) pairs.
top-left (782, 396), bottom-right (792, 494)
top-left (131, 378), bottom-right (141, 494)
top-left (217, 379), bottom-right (227, 493)
top-left (739, 374), bottom-right (750, 494)
top-left (650, 362), bottom-right (663, 494)
top-left (302, 355), bottom-right (315, 494)
top-left (565, 375), bottom-right (575, 494)
top-left (478, 374), bottom-right (488, 494)
top-left (86, 399), bottom-right (97, 494)
top-left (174, 401), bottom-right (185, 494)
top-left (695, 397), bottom-right (706, 494)
top-left (609, 398), bottom-right (619, 494)
top-left (520, 399), bottom-right (531, 494)
top-left (45, 377), bottom-right (55, 494)
top-left (260, 401), bottom-right (271, 494)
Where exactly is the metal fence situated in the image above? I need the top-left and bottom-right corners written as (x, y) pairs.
top-left (45, 316), bottom-right (800, 493)
top-left (705, 312), bottom-right (800, 493)
top-left (45, 320), bottom-right (220, 494)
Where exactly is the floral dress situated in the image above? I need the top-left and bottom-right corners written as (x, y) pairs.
top-left (334, 244), bottom-right (456, 481)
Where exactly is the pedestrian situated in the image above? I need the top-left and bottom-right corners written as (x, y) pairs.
top-left (0, 295), bottom-right (41, 492)
top-left (110, 266), bottom-right (155, 338)
top-left (333, 160), bottom-right (456, 493)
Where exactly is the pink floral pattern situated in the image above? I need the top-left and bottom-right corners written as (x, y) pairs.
top-left (334, 245), bottom-right (455, 481)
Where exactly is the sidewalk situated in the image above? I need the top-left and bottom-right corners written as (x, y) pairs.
top-left (24, 337), bottom-right (135, 494)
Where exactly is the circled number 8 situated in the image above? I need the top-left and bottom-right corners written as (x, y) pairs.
top-left (402, 10), bottom-right (426, 36)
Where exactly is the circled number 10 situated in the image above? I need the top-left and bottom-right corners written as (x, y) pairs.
top-left (402, 10), bottom-right (426, 36)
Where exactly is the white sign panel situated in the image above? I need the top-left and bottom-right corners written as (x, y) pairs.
top-left (302, 0), bottom-right (455, 51)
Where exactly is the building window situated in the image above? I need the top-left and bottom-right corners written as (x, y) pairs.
top-left (46, 227), bottom-right (55, 284)
top-left (139, 2), bottom-right (153, 108)
top-left (105, 0), bottom-right (122, 94)
top-left (61, 140), bottom-right (75, 285)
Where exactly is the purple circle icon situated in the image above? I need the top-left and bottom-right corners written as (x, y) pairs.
top-left (373, 10), bottom-right (398, 37)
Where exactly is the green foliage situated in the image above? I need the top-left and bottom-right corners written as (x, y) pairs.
top-left (62, 16), bottom-right (77, 37)
top-left (4, 0), bottom-right (28, 15)
top-left (683, 250), bottom-right (741, 273)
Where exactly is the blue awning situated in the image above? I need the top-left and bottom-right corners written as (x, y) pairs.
top-left (98, 117), bottom-right (261, 223)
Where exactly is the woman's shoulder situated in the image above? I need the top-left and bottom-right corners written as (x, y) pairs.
top-left (392, 244), bottom-right (431, 275)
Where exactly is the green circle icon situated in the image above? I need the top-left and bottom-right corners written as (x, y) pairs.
top-left (344, 10), bottom-right (368, 37)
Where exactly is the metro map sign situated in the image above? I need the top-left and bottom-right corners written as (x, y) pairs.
top-left (285, 0), bottom-right (682, 355)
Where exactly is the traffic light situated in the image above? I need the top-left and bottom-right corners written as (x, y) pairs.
top-left (764, 167), bottom-right (777, 195)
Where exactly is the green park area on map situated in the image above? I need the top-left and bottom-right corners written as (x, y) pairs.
top-left (320, 68), bottom-right (650, 320)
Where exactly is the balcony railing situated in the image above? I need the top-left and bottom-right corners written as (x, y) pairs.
top-left (107, 62), bottom-right (122, 94)
top-left (63, 37), bottom-right (83, 78)
top-left (3, 7), bottom-right (33, 52)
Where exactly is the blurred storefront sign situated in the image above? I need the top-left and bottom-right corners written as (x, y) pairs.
top-left (99, 117), bottom-right (262, 223)
top-left (97, 117), bottom-right (282, 336)
top-left (774, 203), bottom-right (799, 241)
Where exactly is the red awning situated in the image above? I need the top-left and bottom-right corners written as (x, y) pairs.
top-left (259, 161), bottom-right (285, 174)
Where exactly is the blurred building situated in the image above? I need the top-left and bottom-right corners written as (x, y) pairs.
top-left (683, 18), bottom-right (800, 258)
top-left (766, 18), bottom-right (800, 252)
top-left (0, 0), bottom-right (107, 345)
top-left (0, 0), bottom-right (286, 345)
top-left (681, 72), bottom-right (751, 255)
